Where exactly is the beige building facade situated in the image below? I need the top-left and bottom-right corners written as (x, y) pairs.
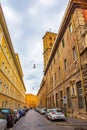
top-left (0, 5), bottom-right (26, 109)
top-left (38, 0), bottom-right (87, 119)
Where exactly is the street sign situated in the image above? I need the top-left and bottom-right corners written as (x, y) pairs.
top-left (63, 96), bottom-right (67, 104)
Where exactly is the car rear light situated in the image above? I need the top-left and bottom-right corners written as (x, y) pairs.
top-left (52, 112), bottom-right (56, 114)
top-left (62, 112), bottom-right (64, 114)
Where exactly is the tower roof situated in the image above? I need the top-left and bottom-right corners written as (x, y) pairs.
top-left (42, 31), bottom-right (57, 39)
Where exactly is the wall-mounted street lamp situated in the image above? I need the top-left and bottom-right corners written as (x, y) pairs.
top-left (33, 64), bottom-right (36, 69)
top-left (33, 63), bottom-right (43, 69)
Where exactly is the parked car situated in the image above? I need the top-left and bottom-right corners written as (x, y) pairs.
top-left (44, 108), bottom-right (55, 118)
top-left (0, 108), bottom-right (15, 128)
top-left (23, 108), bottom-right (29, 112)
top-left (21, 109), bottom-right (26, 116)
top-left (39, 108), bottom-right (47, 114)
top-left (47, 108), bottom-right (65, 121)
top-left (0, 112), bottom-right (7, 130)
top-left (13, 109), bottom-right (20, 122)
top-left (35, 108), bottom-right (39, 112)
top-left (18, 109), bottom-right (26, 118)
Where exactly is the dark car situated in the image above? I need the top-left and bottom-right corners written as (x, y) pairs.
top-left (18, 109), bottom-right (26, 117)
top-left (0, 112), bottom-right (7, 130)
top-left (13, 109), bottom-right (20, 121)
top-left (0, 108), bottom-right (15, 128)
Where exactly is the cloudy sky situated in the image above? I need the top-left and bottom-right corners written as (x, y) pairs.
top-left (0, 0), bottom-right (69, 95)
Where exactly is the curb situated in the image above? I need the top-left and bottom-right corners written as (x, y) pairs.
top-left (56, 122), bottom-right (87, 126)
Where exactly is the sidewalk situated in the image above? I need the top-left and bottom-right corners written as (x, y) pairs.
top-left (56, 117), bottom-right (87, 126)
top-left (67, 117), bottom-right (87, 126)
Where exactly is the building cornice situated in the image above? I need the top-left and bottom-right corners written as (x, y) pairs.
top-left (44, 0), bottom-right (87, 75)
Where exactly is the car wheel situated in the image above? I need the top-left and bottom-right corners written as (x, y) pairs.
top-left (48, 115), bottom-right (51, 120)
top-left (11, 120), bottom-right (14, 127)
top-left (4, 125), bottom-right (7, 130)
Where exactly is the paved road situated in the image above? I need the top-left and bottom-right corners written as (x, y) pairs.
top-left (9, 109), bottom-right (87, 130)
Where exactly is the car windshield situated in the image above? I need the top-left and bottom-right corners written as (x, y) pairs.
top-left (47, 109), bottom-right (54, 113)
top-left (1, 109), bottom-right (10, 113)
top-left (56, 109), bottom-right (62, 112)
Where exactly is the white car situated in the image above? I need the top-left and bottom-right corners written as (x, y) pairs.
top-left (47, 108), bottom-right (65, 121)
top-left (0, 113), bottom-right (7, 130)
top-left (39, 108), bottom-right (47, 114)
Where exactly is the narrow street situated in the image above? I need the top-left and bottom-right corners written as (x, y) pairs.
top-left (9, 109), bottom-right (74, 130)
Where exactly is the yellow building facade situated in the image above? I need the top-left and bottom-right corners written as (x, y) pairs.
top-left (26, 94), bottom-right (39, 108)
top-left (0, 5), bottom-right (26, 109)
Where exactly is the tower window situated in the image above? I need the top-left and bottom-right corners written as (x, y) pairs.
top-left (50, 43), bottom-right (52, 47)
top-left (49, 37), bottom-right (52, 40)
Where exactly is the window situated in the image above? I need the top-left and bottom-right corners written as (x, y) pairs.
top-left (59, 67), bottom-right (60, 77)
top-left (55, 93), bottom-right (58, 107)
top-left (54, 73), bottom-right (56, 86)
top-left (50, 43), bottom-right (52, 47)
top-left (2, 61), bottom-right (4, 71)
top-left (0, 79), bottom-right (2, 91)
top-left (60, 91), bottom-right (63, 108)
top-left (50, 96), bottom-right (51, 107)
top-left (67, 87), bottom-right (72, 108)
top-left (62, 38), bottom-right (65, 48)
top-left (52, 95), bottom-right (55, 107)
top-left (69, 23), bottom-right (73, 33)
top-left (64, 59), bottom-right (67, 70)
top-left (70, 80), bottom-right (76, 96)
top-left (57, 48), bottom-right (59, 57)
top-left (77, 81), bottom-right (84, 109)
top-left (47, 97), bottom-right (50, 107)
top-left (60, 91), bottom-right (63, 98)
top-left (51, 77), bottom-right (53, 88)
top-left (49, 37), bottom-right (52, 40)
top-left (54, 57), bottom-right (55, 64)
top-left (72, 46), bottom-right (77, 60)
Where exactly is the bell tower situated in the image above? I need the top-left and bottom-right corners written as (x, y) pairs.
top-left (42, 31), bottom-right (57, 71)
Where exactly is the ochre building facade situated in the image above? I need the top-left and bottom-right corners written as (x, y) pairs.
top-left (26, 94), bottom-right (39, 108)
top-left (38, 0), bottom-right (87, 119)
top-left (0, 5), bottom-right (26, 109)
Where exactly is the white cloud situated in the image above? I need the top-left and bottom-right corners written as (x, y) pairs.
top-left (40, 0), bottom-right (55, 7)
top-left (0, 0), bottom-right (69, 95)
top-left (28, 5), bottom-right (38, 15)
top-left (2, 5), bottom-right (23, 25)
